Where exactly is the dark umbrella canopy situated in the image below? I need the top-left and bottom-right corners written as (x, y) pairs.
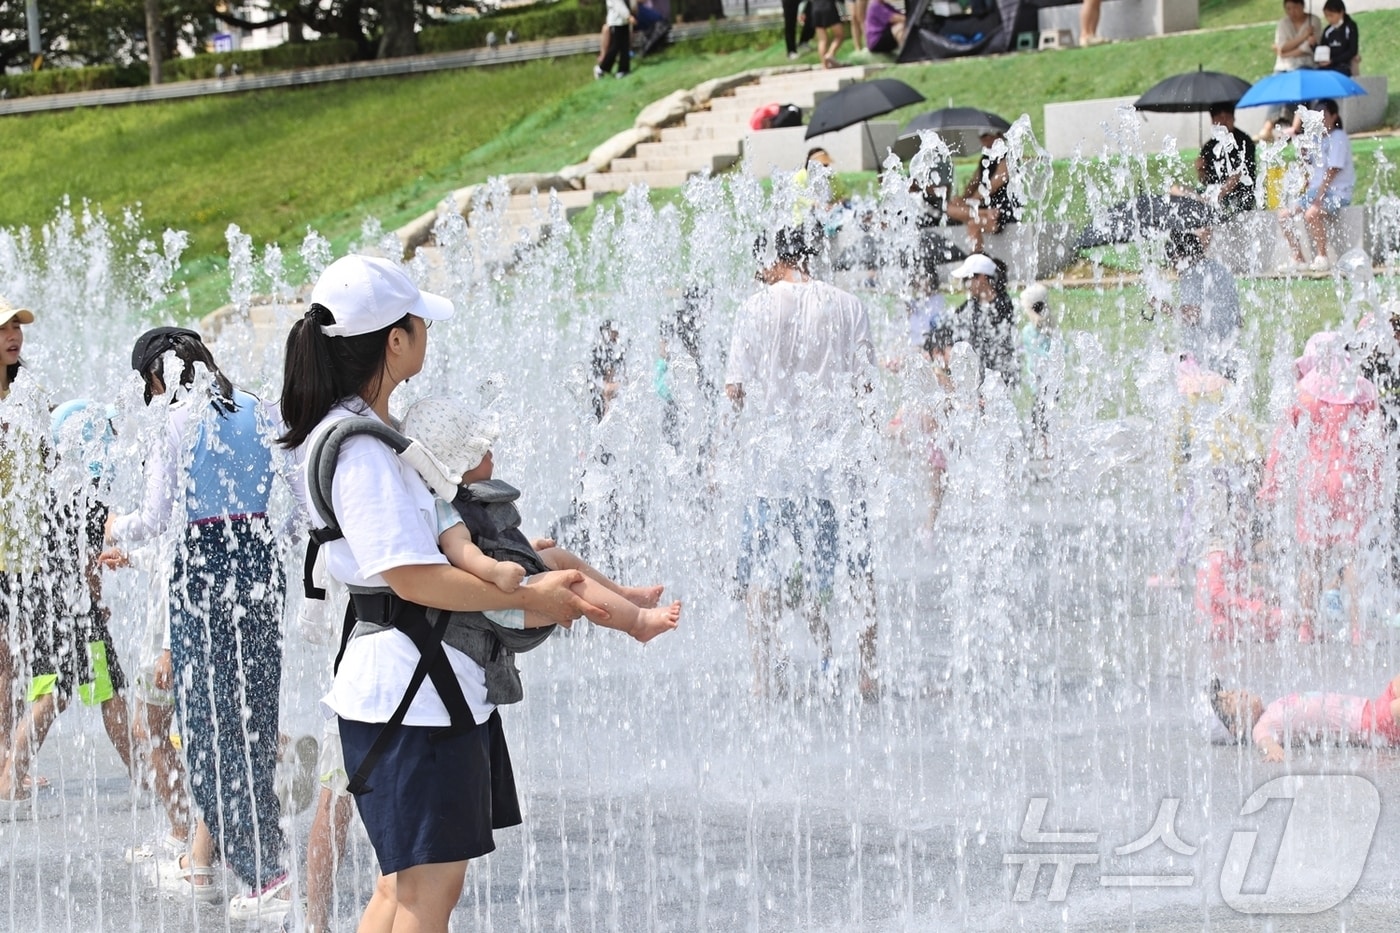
top-left (1074, 194), bottom-right (1216, 251)
top-left (1133, 70), bottom-right (1252, 113)
top-left (1236, 70), bottom-right (1367, 108)
top-left (902, 106), bottom-right (1012, 136)
top-left (805, 78), bottom-right (926, 139)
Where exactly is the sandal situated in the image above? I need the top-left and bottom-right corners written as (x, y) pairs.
top-left (156, 854), bottom-right (221, 902)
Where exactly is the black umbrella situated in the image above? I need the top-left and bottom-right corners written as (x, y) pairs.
top-left (902, 106), bottom-right (1011, 136)
top-left (1134, 69), bottom-right (1252, 113)
top-left (805, 78), bottom-right (926, 139)
top-left (1074, 194), bottom-right (1216, 251)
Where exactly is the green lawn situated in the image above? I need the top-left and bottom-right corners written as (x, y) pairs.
top-left (2, 9), bottom-right (1396, 318)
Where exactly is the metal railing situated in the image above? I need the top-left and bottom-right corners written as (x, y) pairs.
top-left (0, 12), bottom-right (781, 116)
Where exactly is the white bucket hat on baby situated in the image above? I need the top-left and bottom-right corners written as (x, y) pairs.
top-left (401, 396), bottom-right (500, 481)
top-left (310, 255), bottom-right (454, 338)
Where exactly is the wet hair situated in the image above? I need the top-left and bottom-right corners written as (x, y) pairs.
top-left (277, 303), bottom-right (413, 449)
top-left (754, 225), bottom-right (820, 274)
top-left (1165, 229), bottom-right (1205, 266)
top-left (988, 254), bottom-right (1010, 296)
top-left (1314, 97), bottom-right (1343, 129)
top-left (1323, 0), bottom-right (1346, 13)
top-left (1207, 678), bottom-right (1242, 742)
top-left (5, 359), bottom-right (18, 386)
top-left (805, 147), bottom-right (830, 164)
top-left (132, 328), bottom-right (237, 411)
top-left (1208, 103), bottom-right (1236, 119)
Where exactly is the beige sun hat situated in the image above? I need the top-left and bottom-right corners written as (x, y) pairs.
top-left (0, 296), bottom-right (35, 327)
top-left (401, 396), bottom-right (499, 481)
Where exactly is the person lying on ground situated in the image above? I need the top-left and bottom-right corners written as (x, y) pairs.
top-left (1211, 673), bottom-right (1400, 762)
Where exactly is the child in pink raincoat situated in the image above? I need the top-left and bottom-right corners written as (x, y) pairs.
top-left (1260, 331), bottom-right (1382, 641)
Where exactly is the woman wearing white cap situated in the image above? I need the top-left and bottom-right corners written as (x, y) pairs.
top-left (278, 255), bottom-right (602, 933)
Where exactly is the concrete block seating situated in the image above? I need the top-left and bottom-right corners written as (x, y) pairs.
top-left (1205, 205), bottom-right (1368, 275)
top-left (920, 220), bottom-right (1076, 284)
top-left (1037, 0), bottom-right (1197, 43)
top-left (1038, 29), bottom-right (1075, 50)
top-left (743, 121), bottom-right (900, 178)
top-left (1045, 75), bottom-right (1389, 160)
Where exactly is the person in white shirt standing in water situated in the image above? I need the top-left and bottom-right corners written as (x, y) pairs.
top-left (278, 256), bottom-right (602, 933)
top-left (724, 225), bottom-right (880, 702)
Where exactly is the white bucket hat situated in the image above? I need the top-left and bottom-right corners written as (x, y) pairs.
top-left (310, 255), bottom-right (454, 338)
top-left (401, 396), bottom-right (499, 481)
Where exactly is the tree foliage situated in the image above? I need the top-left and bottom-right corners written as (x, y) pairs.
top-left (0, 0), bottom-right (505, 71)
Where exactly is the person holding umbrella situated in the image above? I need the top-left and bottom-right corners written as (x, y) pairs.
top-left (1277, 98), bottom-right (1354, 272)
top-left (1194, 104), bottom-right (1257, 217)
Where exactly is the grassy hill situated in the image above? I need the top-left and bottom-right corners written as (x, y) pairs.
top-left (1, 8), bottom-right (1396, 314)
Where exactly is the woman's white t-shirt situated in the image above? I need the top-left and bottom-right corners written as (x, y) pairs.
top-left (301, 402), bottom-right (493, 727)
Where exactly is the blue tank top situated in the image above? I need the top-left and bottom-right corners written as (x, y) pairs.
top-left (185, 388), bottom-right (273, 522)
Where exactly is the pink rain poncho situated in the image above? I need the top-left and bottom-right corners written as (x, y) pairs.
top-left (1261, 333), bottom-right (1382, 547)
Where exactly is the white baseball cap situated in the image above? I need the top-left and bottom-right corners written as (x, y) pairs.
top-left (310, 255), bottom-right (454, 338)
top-left (401, 396), bottom-right (500, 480)
top-left (950, 253), bottom-right (998, 279)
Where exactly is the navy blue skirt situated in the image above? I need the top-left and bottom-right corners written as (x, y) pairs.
top-left (340, 711), bottom-right (521, 874)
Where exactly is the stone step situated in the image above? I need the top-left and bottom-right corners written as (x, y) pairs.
top-left (680, 108), bottom-right (757, 130)
top-left (633, 138), bottom-right (738, 160)
top-left (658, 123), bottom-right (747, 142)
top-left (505, 188), bottom-right (596, 210)
top-left (585, 168), bottom-right (695, 192)
top-left (609, 151), bottom-right (739, 174)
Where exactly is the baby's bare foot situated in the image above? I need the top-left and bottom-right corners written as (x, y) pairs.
top-left (622, 584), bottom-right (665, 608)
top-left (630, 600), bottom-right (681, 643)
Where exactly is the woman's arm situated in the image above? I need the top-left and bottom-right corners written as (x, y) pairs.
top-left (381, 564), bottom-right (606, 625)
top-left (107, 406), bottom-right (183, 545)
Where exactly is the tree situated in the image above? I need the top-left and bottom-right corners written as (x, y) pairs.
top-left (377, 0), bottom-right (415, 57)
top-left (145, 0), bottom-right (162, 83)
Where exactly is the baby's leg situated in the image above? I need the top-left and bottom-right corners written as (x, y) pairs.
top-left (526, 576), bottom-right (679, 644)
top-left (535, 546), bottom-right (664, 608)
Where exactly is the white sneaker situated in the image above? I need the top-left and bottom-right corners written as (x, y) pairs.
top-left (227, 873), bottom-right (293, 922)
top-left (1276, 258), bottom-right (1304, 274)
top-left (1310, 254), bottom-right (1332, 272)
top-left (592, 65), bottom-right (604, 79)
top-left (155, 854), bottom-right (222, 903)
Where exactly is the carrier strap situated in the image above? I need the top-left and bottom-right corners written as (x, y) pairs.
top-left (343, 596), bottom-right (477, 796)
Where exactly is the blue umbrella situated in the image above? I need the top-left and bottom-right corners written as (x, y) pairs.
top-left (1236, 70), bottom-right (1367, 108)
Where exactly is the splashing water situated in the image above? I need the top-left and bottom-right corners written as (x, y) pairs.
top-left (2, 119), bottom-right (1400, 932)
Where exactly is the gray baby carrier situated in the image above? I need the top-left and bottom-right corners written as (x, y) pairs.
top-left (302, 417), bottom-right (555, 791)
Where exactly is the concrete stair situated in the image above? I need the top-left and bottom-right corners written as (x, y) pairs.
top-left (583, 65), bottom-right (874, 195)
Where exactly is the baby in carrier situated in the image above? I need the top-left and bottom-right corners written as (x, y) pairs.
top-left (401, 397), bottom-right (681, 642)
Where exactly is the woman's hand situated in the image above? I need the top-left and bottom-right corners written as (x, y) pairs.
top-left (526, 570), bottom-right (609, 625)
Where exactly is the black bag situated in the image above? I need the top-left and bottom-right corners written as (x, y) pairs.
top-left (771, 103), bottom-right (804, 129)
